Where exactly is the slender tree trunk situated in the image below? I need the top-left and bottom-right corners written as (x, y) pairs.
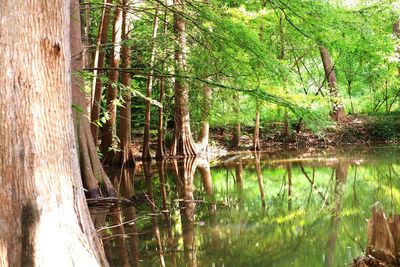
top-left (71, 0), bottom-right (115, 197)
top-left (91, 0), bottom-right (114, 142)
top-left (0, 0), bottom-right (108, 265)
top-left (143, 3), bottom-right (161, 160)
top-left (79, 0), bottom-right (93, 69)
top-left (253, 108), bottom-right (261, 150)
top-left (231, 93), bottom-right (241, 148)
top-left (253, 0), bottom-right (267, 150)
top-left (114, 0), bottom-right (135, 165)
top-left (171, 0), bottom-right (197, 157)
top-left (319, 46), bottom-right (345, 123)
top-left (156, 8), bottom-right (169, 160)
top-left (100, 2), bottom-right (123, 162)
top-left (197, 84), bottom-right (212, 152)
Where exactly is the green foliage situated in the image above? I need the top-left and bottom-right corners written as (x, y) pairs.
top-left (366, 114), bottom-right (400, 141)
top-left (86, 0), bottom-right (400, 146)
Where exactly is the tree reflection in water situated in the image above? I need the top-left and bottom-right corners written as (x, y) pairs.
top-left (90, 147), bottom-right (400, 267)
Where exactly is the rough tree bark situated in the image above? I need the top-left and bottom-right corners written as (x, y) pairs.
top-left (114, 0), bottom-right (135, 165)
top-left (171, 0), bottom-right (198, 157)
top-left (100, 1), bottom-right (123, 162)
top-left (319, 46), bottom-right (346, 123)
top-left (91, 0), bottom-right (114, 142)
top-left (0, 0), bottom-right (108, 265)
top-left (143, 3), bottom-right (161, 160)
top-left (71, 0), bottom-right (115, 197)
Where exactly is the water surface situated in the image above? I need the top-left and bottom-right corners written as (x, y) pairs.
top-left (92, 146), bottom-right (400, 267)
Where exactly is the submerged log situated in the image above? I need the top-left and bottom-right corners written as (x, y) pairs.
top-left (353, 208), bottom-right (400, 266)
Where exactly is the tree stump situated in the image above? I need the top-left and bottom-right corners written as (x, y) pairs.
top-left (353, 208), bottom-right (400, 266)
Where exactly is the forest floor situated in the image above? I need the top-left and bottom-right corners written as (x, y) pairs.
top-left (130, 113), bottom-right (400, 159)
top-left (210, 114), bottom-right (400, 153)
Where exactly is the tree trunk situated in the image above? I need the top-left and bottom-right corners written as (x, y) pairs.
top-left (171, 0), bottom-right (197, 157)
top-left (79, 0), bottom-right (93, 69)
top-left (114, 0), bottom-right (135, 165)
top-left (197, 84), bottom-right (212, 152)
top-left (156, 8), bottom-right (169, 160)
top-left (319, 46), bottom-right (345, 123)
top-left (231, 93), bottom-right (241, 148)
top-left (0, 0), bottom-right (108, 265)
top-left (253, 0), bottom-right (267, 151)
top-left (143, 3), bottom-right (161, 160)
top-left (91, 0), bottom-right (114, 142)
top-left (253, 109), bottom-right (261, 150)
top-left (99, 2), bottom-right (123, 162)
top-left (71, 0), bottom-right (115, 197)
top-left (231, 122), bottom-right (241, 148)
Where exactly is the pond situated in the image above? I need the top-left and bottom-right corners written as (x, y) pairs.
top-left (91, 145), bottom-right (400, 267)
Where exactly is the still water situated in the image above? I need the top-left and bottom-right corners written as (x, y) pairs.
top-left (91, 146), bottom-right (400, 267)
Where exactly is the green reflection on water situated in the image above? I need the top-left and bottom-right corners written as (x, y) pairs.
top-left (99, 146), bottom-right (400, 267)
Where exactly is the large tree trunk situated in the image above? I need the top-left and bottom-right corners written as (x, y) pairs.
top-left (143, 3), bottom-right (161, 160)
top-left (100, 1), bottom-right (123, 162)
top-left (71, 0), bottom-right (115, 197)
top-left (171, 0), bottom-right (197, 157)
top-left (319, 46), bottom-right (345, 123)
top-left (0, 1), bottom-right (108, 265)
top-left (114, 0), bottom-right (135, 165)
